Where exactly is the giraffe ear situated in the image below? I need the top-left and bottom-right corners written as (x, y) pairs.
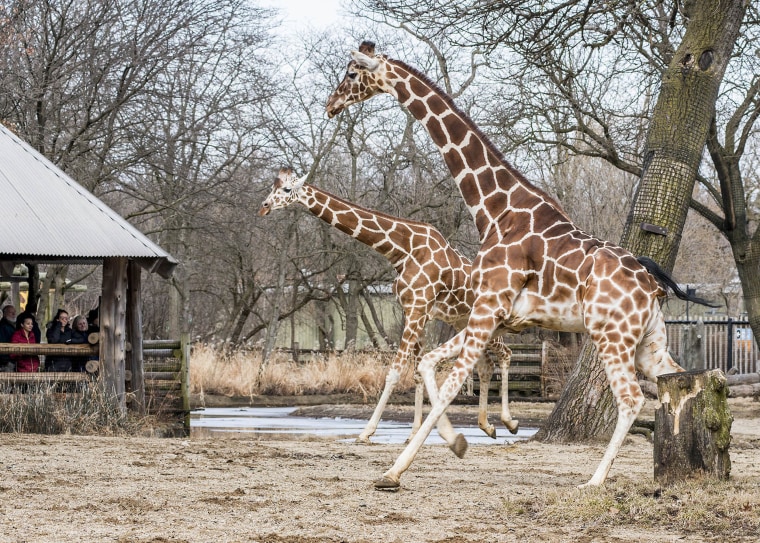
top-left (350, 50), bottom-right (380, 72)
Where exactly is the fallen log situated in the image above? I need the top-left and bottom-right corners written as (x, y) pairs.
top-left (728, 382), bottom-right (760, 398)
top-left (726, 372), bottom-right (760, 386)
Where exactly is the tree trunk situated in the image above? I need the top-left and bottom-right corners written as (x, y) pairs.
top-left (537, 0), bottom-right (747, 443)
top-left (534, 340), bottom-right (617, 442)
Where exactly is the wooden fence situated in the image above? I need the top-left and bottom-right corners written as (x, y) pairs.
top-left (135, 337), bottom-right (190, 433)
top-left (472, 342), bottom-right (547, 397)
top-left (665, 318), bottom-right (758, 374)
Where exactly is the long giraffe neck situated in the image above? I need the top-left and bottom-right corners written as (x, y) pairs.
top-left (298, 184), bottom-right (413, 267)
top-left (386, 59), bottom-right (571, 241)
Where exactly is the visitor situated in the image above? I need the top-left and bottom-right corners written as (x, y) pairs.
top-left (46, 309), bottom-right (73, 372)
top-left (0, 304), bottom-right (17, 371)
top-left (69, 315), bottom-right (90, 372)
top-left (11, 314), bottom-right (40, 372)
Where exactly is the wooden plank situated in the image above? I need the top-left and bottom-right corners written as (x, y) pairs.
top-left (144, 340), bottom-right (182, 349)
top-left (144, 362), bottom-right (182, 372)
top-left (0, 344), bottom-right (98, 356)
top-left (145, 372), bottom-right (180, 381)
top-left (0, 372), bottom-right (90, 383)
top-left (144, 349), bottom-right (178, 358)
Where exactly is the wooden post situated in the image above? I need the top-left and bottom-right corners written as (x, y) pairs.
top-left (127, 260), bottom-right (145, 415)
top-left (681, 322), bottom-right (705, 371)
top-left (101, 257), bottom-right (128, 414)
top-left (654, 369), bottom-right (732, 485)
top-left (180, 333), bottom-right (190, 434)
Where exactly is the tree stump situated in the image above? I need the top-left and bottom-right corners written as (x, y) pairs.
top-left (654, 369), bottom-right (732, 485)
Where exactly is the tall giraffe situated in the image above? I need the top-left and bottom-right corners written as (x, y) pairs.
top-left (326, 41), bottom-right (715, 489)
top-left (258, 166), bottom-right (519, 443)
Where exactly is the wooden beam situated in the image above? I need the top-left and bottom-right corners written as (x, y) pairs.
top-left (0, 344), bottom-right (98, 356)
top-left (101, 257), bottom-right (128, 413)
top-left (127, 260), bottom-right (145, 415)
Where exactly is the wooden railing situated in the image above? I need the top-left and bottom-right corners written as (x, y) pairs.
top-left (0, 337), bottom-right (190, 433)
top-left (137, 337), bottom-right (190, 433)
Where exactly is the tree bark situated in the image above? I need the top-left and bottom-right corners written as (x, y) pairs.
top-left (538, 0), bottom-right (747, 443)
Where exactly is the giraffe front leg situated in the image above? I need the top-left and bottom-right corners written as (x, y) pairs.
top-left (358, 320), bottom-right (424, 444)
top-left (357, 368), bottom-right (400, 443)
top-left (406, 371), bottom-right (424, 443)
top-left (419, 330), bottom-right (469, 457)
top-left (375, 330), bottom-right (483, 489)
top-left (374, 331), bottom-right (467, 490)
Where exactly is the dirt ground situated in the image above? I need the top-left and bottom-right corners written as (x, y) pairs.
top-left (0, 398), bottom-right (758, 543)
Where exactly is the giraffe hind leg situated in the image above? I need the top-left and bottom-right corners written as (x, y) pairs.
top-left (490, 339), bottom-right (518, 434)
top-left (475, 353), bottom-right (497, 439)
top-left (581, 345), bottom-right (644, 487)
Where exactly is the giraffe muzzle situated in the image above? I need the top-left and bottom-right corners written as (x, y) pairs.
top-left (325, 96), bottom-right (345, 118)
top-left (258, 203), bottom-right (271, 216)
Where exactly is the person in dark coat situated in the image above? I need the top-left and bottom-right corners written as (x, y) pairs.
top-left (69, 315), bottom-right (90, 372)
top-left (46, 309), bottom-right (73, 372)
top-left (0, 304), bottom-right (17, 371)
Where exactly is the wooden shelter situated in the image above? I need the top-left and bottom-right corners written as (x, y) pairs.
top-left (0, 123), bottom-right (177, 414)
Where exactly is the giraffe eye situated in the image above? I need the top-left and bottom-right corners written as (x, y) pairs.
top-left (283, 187), bottom-right (292, 193)
top-left (348, 72), bottom-right (357, 80)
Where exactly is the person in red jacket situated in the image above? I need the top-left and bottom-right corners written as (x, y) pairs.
top-left (11, 315), bottom-right (40, 372)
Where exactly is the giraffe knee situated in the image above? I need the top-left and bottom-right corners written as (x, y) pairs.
top-left (616, 386), bottom-right (644, 413)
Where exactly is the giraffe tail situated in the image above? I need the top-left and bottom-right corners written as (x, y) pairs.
top-left (637, 256), bottom-right (720, 308)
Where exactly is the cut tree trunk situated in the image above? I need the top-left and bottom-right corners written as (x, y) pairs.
top-left (654, 369), bottom-right (732, 486)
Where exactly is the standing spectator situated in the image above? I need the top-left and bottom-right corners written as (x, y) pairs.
top-left (0, 304), bottom-right (17, 372)
top-left (70, 315), bottom-right (90, 372)
top-left (11, 314), bottom-right (39, 372)
top-left (46, 309), bottom-right (73, 372)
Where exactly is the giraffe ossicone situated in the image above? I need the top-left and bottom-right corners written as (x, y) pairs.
top-left (326, 41), bottom-right (715, 490)
top-left (259, 166), bottom-right (519, 444)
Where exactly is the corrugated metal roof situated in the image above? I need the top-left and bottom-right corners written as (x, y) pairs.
top-left (0, 124), bottom-right (176, 278)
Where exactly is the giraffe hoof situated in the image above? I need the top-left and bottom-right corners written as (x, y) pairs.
top-left (450, 433), bottom-right (468, 458)
top-left (355, 436), bottom-right (372, 444)
top-left (504, 419), bottom-right (519, 434)
top-left (480, 425), bottom-right (497, 439)
top-left (374, 476), bottom-right (401, 491)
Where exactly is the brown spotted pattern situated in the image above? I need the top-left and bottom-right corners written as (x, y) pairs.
top-left (259, 167), bottom-right (518, 442)
top-left (326, 42), bottom-right (684, 488)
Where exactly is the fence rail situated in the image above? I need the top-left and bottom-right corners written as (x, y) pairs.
top-left (665, 318), bottom-right (757, 374)
top-left (136, 337), bottom-right (190, 433)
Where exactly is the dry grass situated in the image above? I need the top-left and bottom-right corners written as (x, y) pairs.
top-left (0, 382), bottom-right (141, 435)
top-left (189, 344), bottom-right (416, 398)
top-left (504, 478), bottom-right (760, 537)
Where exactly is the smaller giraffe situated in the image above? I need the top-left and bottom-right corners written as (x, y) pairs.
top-left (259, 166), bottom-right (519, 443)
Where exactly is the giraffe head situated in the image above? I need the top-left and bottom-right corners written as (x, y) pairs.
top-left (326, 41), bottom-right (394, 118)
top-left (258, 166), bottom-right (307, 216)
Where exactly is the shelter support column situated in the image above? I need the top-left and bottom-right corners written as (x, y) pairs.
top-left (127, 260), bottom-right (145, 415)
top-left (101, 257), bottom-right (128, 413)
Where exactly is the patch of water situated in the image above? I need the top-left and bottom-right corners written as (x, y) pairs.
top-left (190, 407), bottom-right (537, 445)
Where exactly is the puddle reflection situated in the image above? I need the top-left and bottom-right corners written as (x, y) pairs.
top-left (190, 407), bottom-right (536, 445)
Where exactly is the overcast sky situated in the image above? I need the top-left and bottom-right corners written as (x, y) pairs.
top-left (265, 0), bottom-right (345, 30)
